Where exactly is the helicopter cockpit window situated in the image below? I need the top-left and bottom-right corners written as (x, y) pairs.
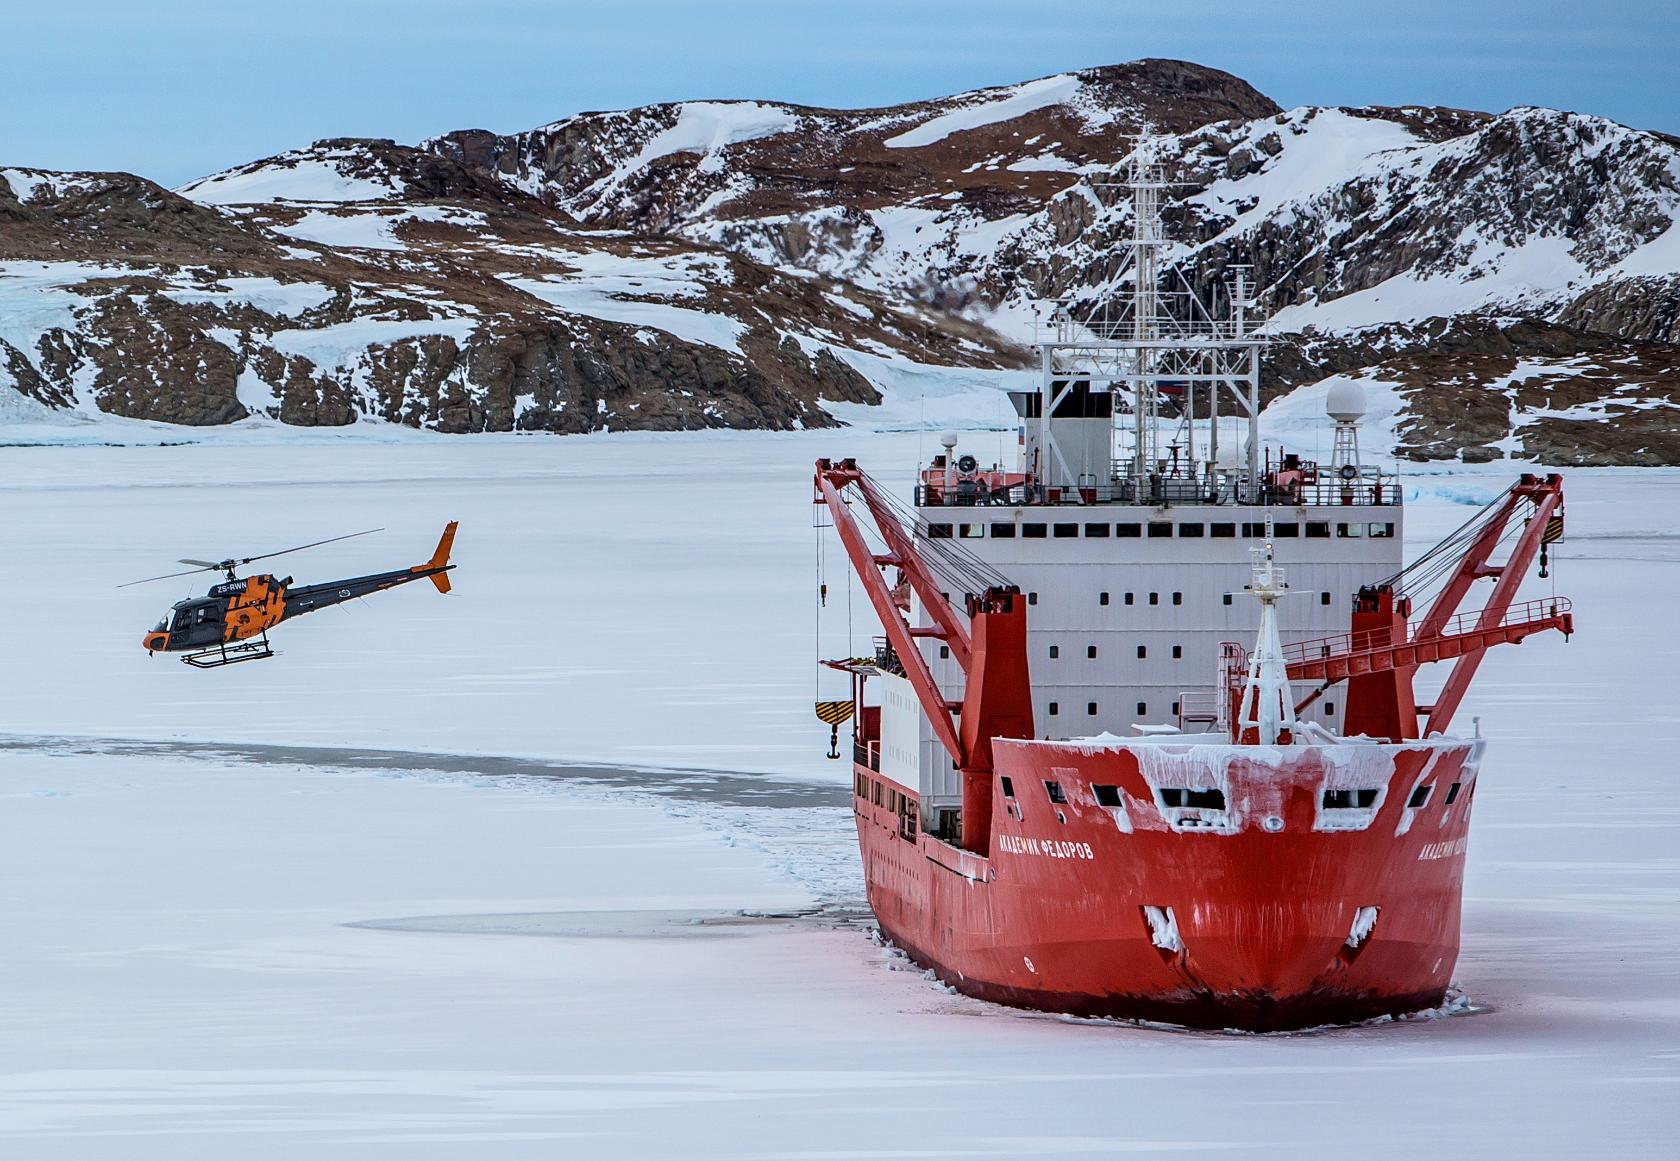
top-left (171, 602), bottom-right (219, 631)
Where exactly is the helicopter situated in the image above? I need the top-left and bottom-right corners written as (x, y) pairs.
top-left (124, 522), bottom-right (458, 668)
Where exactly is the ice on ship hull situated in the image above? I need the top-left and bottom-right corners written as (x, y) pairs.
top-left (853, 737), bottom-right (1482, 1031)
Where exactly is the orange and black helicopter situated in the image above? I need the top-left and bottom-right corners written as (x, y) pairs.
top-left (123, 522), bottom-right (458, 668)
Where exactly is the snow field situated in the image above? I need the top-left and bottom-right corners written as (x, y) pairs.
top-left (0, 434), bottom-right (1674, 1157)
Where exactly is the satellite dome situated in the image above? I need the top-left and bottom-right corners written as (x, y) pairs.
top-left (939, 431), bottom-right (959, 449)
top-left (1326, 380), bottom-right (1366, 423)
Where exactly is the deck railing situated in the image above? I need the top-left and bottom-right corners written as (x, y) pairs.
top-left (914, 480), bottom-right (1402, 509)
top-left (1281, 598), bottom-right (1574, 666)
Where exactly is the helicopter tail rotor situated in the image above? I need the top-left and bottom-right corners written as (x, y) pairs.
top-left (418, 521), bottom-right (459, 594)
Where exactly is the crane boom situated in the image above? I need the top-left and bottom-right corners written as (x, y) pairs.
top-left (815, 459), bottom-right (1033, 855)
top-left (1283, 473), bottom-right (1570, 740)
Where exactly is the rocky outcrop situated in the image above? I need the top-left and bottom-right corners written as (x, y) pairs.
top-left (0, 148), bottom-right (1025, 435)
top-left (4, 59), bottom-right (1679, 459)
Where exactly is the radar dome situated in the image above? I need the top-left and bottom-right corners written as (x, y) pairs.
top-left (1326, 380), bottom-right (1366, 423)
top-left (938, 431), bottom-right (959, 449)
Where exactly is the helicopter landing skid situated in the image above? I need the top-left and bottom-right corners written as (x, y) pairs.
top-left (181, 634), bottom-right (275, 669)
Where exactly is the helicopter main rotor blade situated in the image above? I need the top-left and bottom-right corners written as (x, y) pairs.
top-left (119, 529), bottom-right (385, 589)
top-left (238, 528), bottom-right (383, 567)
top-left (117, 565), bottom-right (218, 588)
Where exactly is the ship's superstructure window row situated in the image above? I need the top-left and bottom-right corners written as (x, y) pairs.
top-left (921, 519), bottom-right (1401, 540)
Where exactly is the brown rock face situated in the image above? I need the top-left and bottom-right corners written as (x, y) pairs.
top-left (3, 59), bottom-right (1679, 460)
top-left (82, 294), bottom-right (247, 425)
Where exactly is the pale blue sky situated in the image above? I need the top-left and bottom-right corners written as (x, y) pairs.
top-left (2, 0), bottom-right (1670, 187)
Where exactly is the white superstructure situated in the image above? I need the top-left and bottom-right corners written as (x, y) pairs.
top-left (885, 144), bottom-right (1404, 814)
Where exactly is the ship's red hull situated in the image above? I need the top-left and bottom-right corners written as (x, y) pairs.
top-left (854, 736), bottom-right (1482, 1031)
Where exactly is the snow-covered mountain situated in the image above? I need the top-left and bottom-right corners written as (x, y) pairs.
top-left (0, 141), bottom-right (1018, 435)
top-left (4, 59), bottom-right (1677, 459)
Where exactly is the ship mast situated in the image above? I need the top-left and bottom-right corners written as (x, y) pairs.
top-left (1127, 143), bottom-right (1165, 498)
top-left (1237, 515), bottom-right (1297, 746)
top-left (1029, 138), bottom-right (1267, 505)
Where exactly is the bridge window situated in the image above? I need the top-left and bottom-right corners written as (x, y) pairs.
top-left (1048, 645), bottom-right (1059, 658)
top-left (1084, 523), bottom-right (1110, 538)
top-left (1092, 784), bottom-right (1123, 807)
top-left (1273, 523), bottom-right (1299, 537)
top-left (959, 523), bottom-right (984, 538)
top-left (1044, 780), bottom-right (1068, 804)
top-left (1326, 788), bottom-right (1380, 809)
top-left (1116, 523), bottom-right (1142, 538)
top-left (1087, 645), bottom-right (1097, 659)
top-left (990, 523), bottom-right (1016, 538)
top-left (1148, 522), bottom-right (1173, 538)
top-left (1178, 523), bottom-right (1204, 537)
top-left (1407, 785), bottom-right (1431, 809)
top-left (1212, 522), bottom-right (1237, 538)
top-left (1022, 523), bottom-right (1047, 538)
top-left (1054, 522), bottom-right (1078, 538)
top-left (872, 781), bottom-right (883, 806)
top-left (1369, 522), bottom-right (1396, 538)
top-left (1337, 522), bottom-right (1364, 538)
top-left (1445, 782), bottom-right (1462, 805)
top-left (927, 523), bottom-right (953, 538)
top-left (1306, 522), bottom-right (1331, 538)
top-left (1161, 787), bottom-right (1225, 809)
top-left (1001, 776), bottom-right (1015, 798)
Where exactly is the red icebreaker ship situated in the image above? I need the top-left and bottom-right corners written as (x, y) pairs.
top-left (811, 152), bottom-right (1573, 1031)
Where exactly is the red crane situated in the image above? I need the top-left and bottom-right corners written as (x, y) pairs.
top-left (814, 459), bottom-right (1033, 855)
top-left (818, 460), bottom-right (1572, 841)
top-left (1287, 473), bottom-right (1571, 739)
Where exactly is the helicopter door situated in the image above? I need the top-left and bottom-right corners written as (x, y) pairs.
top-left (173, 601), bottom-right (224, 647)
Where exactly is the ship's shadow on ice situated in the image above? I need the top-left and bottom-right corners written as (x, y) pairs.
top-left (0, 733), bottom-right (848, 809)
top-left (347, 906), bottom-right (876, 940)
